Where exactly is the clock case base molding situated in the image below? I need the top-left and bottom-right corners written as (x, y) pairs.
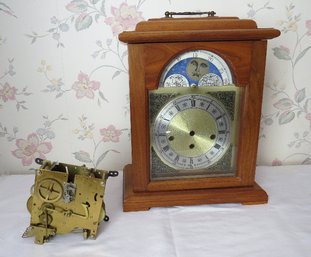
top-left (123, 165), bottom-right (267, 212)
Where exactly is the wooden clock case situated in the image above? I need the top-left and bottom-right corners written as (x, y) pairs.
top-left (119, 15), bottom-right (280, 211)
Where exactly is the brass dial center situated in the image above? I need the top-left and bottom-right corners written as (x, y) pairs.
top-left (167, 108), bottom-right (217, 158)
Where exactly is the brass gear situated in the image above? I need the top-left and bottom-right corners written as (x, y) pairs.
top-left (26, 196), bottom-right (33, 213)
top-left (37, 178), bottom-right (63, 203)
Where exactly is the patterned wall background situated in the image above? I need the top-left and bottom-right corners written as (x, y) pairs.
top-left (0, 0), bottom-right (310, 175)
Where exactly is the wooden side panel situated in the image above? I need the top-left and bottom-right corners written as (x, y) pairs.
top-left (127, 44), bottom-right (149, 191)
top-left (237, 40), bottom-right (268, 185)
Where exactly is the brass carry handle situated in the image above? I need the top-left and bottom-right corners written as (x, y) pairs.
top-left (164, 11), bottom-right (216, 18)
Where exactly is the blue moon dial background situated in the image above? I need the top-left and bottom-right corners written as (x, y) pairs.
top-left (164, 58), bottom-right (224, 86)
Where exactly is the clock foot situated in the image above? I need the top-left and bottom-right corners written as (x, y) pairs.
top-left (123, 165), bottom-right (268, 212)
top-left (242, 200), bottom-right (268, 205)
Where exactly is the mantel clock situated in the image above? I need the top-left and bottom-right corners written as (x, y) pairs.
top-left (119, 12), bottom-right (280, 211)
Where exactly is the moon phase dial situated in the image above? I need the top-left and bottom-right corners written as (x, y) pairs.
top-left (152, 94), bottom-right (231, 173)
top-left (159, 50), bottom-right (233, 87)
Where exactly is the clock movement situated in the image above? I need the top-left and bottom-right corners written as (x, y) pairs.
top-left (119, 12), bottom-right (280, 211)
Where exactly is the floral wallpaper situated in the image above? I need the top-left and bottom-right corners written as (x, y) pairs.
top-left (0, 0), bottom-right (310, 175)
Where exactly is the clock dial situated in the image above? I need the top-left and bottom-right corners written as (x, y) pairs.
top-left (198, 73), bottom-right (223, 87)
top-left (152, 94), bottom-right (231, 170)
top-left (159, 50), bottom-right (233, 87)
top-left (163, 74), bottom-right (189, 87)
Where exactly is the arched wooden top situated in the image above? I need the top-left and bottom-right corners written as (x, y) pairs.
top-left (118, 17), bottom-right (280, 43)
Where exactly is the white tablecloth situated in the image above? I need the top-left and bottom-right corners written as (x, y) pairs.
top-left (0, 165), bottom-right (310, 257)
